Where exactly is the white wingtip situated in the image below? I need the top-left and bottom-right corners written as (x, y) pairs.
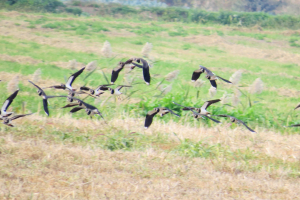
top-left (191, 80), bottom-right (195, 82)
top-left (144, 127), bottom-right (148, 129)
top-left (145, 82), bottom-right (150, 85)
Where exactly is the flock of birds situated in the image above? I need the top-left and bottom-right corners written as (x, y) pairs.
top-left (1, 57), bottom-right (299, 132)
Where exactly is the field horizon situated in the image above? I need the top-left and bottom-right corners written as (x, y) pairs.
top-left (1, 9), bottom-right (300, 199)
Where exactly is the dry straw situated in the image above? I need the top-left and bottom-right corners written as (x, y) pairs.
top-left (229, 70), bottom-right (243, 85)
top-left (101, 41), bottom-right (113, 58)
top-left (249, 78), bottom-right (264, 94)
top-left (208, 87), bottom-right (217, 97)
top-left (159, 84), bottom-right (172, 95)
top-left (7, 76), bottom-right (19, 93)
top-left (232, 88), bottom-right (241, 106)
top-left (220, 92), bottom-right (231, 104)
top-left (194, 80), bottom-right (205, 88)
top-left (32, 68), bottom-right (42, 83)
top-left (68, 59), bottom-right (77, 70)
top-left (165, 70), bottom-right (179, 82)
top-left (86, 61), bottom-right (97, 71)
top-left (141, 42), bottom-right (152, 58)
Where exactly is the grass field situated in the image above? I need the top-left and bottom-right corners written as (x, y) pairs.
top-left (1, 10), bottom-right (300, 199)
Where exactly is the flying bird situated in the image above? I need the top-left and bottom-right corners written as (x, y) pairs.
top-left (28, 80), bottom-right (67, 116)
top-left (48, 67), bottom-right (85, 91)
top-left (182, 99), bottom-right (220, 115)
top-left (67, 97), bottom-right (104, 119)
top-left (173, 101), bottom-right (221, 123)
top-left (1, 89), bottom-right (19, 117)
top-left (109, 85), bottom-right (132, 98)
top-left (215, 114), bottom-right (256, 133)
top-left (127, 58), bottom-right (151, 85)
top-left (1, 113), bottom-right (34, 127)
top-left (144, 107), bottom-right (179, 129)
top-left (191, 65), bottom-right (231, 89)
top-left (80, 84), bottom-right (113, 97)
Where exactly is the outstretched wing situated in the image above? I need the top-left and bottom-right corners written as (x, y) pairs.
top-left (209, 80), bottom-right (217, 89)
top-left (204, 115), bottom-right (221, 123)
top-left (201, 99), bottom-right (221, 110)
top-left (111, 63), bottom-right (125, 84)
top-left (191, 69), bottom-right (203, 82)
top-left (216, 76), bottom-right (232, 83)
top-left (28, 80), bottom-right (46, 96)
top-left (43, 99), bottom-right (49, 116)
top-left (66, 67), bottom-right (85, 89)
top-left (11, 113), bottom-right (34, 121)
top-left (1, 89), bottom-right (19, 114)
top-left (238, 119), bottom-right (256, 133)
top-left (70, 106), bottom-right (84, 113)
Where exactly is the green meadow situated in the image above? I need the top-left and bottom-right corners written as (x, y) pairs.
top-left (1, 9), bottom-right (300, 198)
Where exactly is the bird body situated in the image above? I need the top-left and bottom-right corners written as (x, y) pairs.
top-left (109, 85), bottom-right (131, 96)
top-left (1, 113), bottom-right (33, 127)
top-left (144, 107), bottom-right (179, 129)
top-left (173, 101), bottom-right (220, 123)
top-left (215, 114), bottom-right (256, 133)
top-left (128, 58), bottom-right (151, 85)
top-left (191, 65), bottom-right (231, 89)
top-left (182, 99), bottom-right (220, 116)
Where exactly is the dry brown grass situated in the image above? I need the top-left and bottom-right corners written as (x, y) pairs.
top-left (1, 115), bottom-right (300, 199)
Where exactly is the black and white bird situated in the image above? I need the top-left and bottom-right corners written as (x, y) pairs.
top-left (28, 80), bottom-right (66, 116)
top-left (67, 97), bottom-right (104, 119)
top-left (182, 99), bottom-right (220, 115)
top-left (1, 89), bottom-right (19, 117)
top-left (191, 65), bottom-right (231, 89)
top-left (144, 107), bottom-right (180, 129)
top-left (173, 102), bottom-right (221, 123)
top-left (1, 113), bottom-right (33, 127)
top-left (48, 67), bottom-right (85, 91)
top-left (109, 85), bottom-right (132, 96)
top-left (80, 84), bottom-right (113, 97)
top-left (215, 114), bottom-right (256, 133)
top-left (127, 58), bottom-right (151, 85)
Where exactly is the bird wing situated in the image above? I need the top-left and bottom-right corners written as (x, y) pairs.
top-left (237, 119), bottom-right (256, 133)
top-left (204, 115), bottom-right (221, 123)
top-left (162, 108), bottom-right (180, 117)
top-left (144, 109), bottom-right (159, 129)
top-left (66, 67), bottom-right (85, 89)
top-left (49, 85), bottom-right (66, 90)
top-left (28, 80), bottom-right (46, 96)
top-left (201, 99), bottom-right (221, 110)
top-left (80, 86), bottom-right (91, 91)
top-left (1, 89), bottom-right (19, 114)
top-left (288, 124), bottom-right (300, 127)
top-left (294, 104), bottom-right (300, 110)
top-left (142, 65), bottom-right (151, 85)
top-left (61, 102), bottom-right (79, 108)
top-left (116, 85), bottom-right (132, 91)
top-left (111, 63), bottom-right (125, 84)
top-left (191, 69), bottom-right (203, 82)
top-left (216, 76), bottom-right (232, 83)
top-left (209, 80), bottom-right (217, 89)
top-left (11, 113), bottom-right (34, 121)
top-left (43, 99), bottom-right (49, 116)
top-left (70, 106), bottom-right (84, 113)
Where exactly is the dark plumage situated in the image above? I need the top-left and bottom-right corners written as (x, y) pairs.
top-left (191, 65), bottom-right (231, 89)
top-left (144, 107), bottom-right (179, 129)
top-left (1, 89), bottom-right (19, 117)
top-left (173, 101), bottom-right (221, 123)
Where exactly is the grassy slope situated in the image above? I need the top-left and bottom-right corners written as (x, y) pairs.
top-left (1, 11), bottom-right (300, 198)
